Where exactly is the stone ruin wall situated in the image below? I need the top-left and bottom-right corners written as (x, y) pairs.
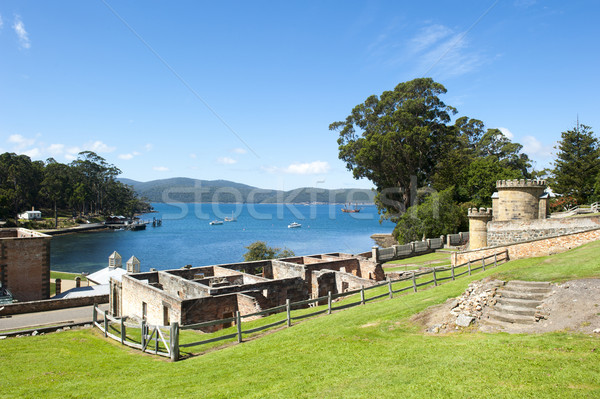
top-left (487, 216), bottom-right (600, 247)
top-left (454, 227), bottom-right (600, 266)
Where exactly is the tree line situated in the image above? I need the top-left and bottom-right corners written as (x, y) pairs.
top-left (0, 151), bottom-right (150, 227)
top-left (331, 78), bottom-right (599, 243)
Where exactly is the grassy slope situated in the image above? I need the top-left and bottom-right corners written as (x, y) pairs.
top-left (3, 242), bottom-right (600, 398)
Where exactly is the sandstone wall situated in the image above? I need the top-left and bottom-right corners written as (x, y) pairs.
top-left (1, 294), bottom-right (108, 316)
top-left (487, 217), bottom-right (600, 247)
top-left (453, 227), bottom-right (600, 266)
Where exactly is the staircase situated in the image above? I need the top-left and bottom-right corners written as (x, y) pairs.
top-left (484, 280), bottom-right (552, 330)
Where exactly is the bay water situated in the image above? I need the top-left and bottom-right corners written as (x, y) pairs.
top-left (50, 203), bottom-right (394, 274)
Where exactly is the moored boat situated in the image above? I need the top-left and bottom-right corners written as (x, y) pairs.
top-left (210, 220), bottom-right (224, 225)
top-left (288, 222), bottom-right (301, 228)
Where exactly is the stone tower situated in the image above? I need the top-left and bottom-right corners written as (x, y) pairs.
top-left (468, 179), bottom-right (549, 250)
top-left (493, 179), bottom-right (548, 221)
top-left (468, 208), bottom-right (493, 249)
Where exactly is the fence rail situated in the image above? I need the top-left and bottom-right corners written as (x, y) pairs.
top-left (93, 249), bottom-right (508, 361)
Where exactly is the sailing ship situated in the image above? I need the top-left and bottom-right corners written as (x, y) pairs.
top-left (341, 203), bottom-right (362, 213)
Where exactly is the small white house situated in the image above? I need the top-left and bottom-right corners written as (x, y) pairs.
top-left (19, 209), bottom-right (42, 220)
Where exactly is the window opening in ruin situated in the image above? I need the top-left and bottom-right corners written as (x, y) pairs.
top-left (142, 301), bottom-right (147, 321)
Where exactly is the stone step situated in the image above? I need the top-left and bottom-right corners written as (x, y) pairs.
top-left (481, 318), bottom-right (514, 331)
top-left (504, 282), bottom-right (552, 294)
top-left (493, 303), bottom-right (537, 316)
top-left (506, 280), bottom-right (551, 289)
top-left (498, 289), bottom-right (548, 301)
top-left (496, 297), bottom-right (541, 309)
top-left (488, 310), bottom-right (535, 325)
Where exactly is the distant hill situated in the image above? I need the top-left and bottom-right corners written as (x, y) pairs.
top-left (119, 177), bottom-right (375, 204)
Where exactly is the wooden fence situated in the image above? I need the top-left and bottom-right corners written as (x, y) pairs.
top-left (93, 249), bottom-right (508, 361)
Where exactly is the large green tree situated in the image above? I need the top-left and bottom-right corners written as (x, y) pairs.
top-left (40, 159), bottom-right (72, 228)
top-left (552, 123), bottom-right (599, 204)
top-left (393, 187), bottom-right (467, 244)
top-left (243, 241), bottom-right (295, 261)
top-left (0, 153), bottom-right (43, 223)
top-left (330, 78), bottom-right (457, 218)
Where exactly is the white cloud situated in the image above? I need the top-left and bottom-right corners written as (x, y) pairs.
top-left (408, 24), bottom-right (453, 55)
top-left (522, 135), bottom-right (554, 159)
top-left (218, 157), bottom-right (237, 165)
top-left (47, 143), bottom-right (65, 156)
top-left (189, 153), bottom-right (197, 159)
top-left (13, 15), bottom-right (30, 49)
top-left (0, 14), bottom-right (4, 29)
top-left (85, 140), bottom-right (115, 153)
top-left (497, 127), bottom-right (514, 139)
top-left (284, 161), bottom-right (330, 175)
top-left (145, 143), bottom-right (153, 151)
top-left (118, 151), bottom-right (140, 160)
top-left (232, 148), bottom-right (247, 154)
top-left (23, 148), bottom-right (41, 158)
top-left (153, 166), bottom-right (169, 172)
top-left (8, 134), bottom-right (35, 147)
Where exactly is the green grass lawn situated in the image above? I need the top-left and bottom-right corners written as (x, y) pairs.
top-left (2, 242), bottom-right (600, 398)
top-left (49, 271), bottom-right (88, 296)
top-left (384, 251), bottom-right (452, 272)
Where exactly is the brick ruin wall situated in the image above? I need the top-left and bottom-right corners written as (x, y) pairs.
top-left (0, 231), bottom-right (51, 301)
top-left (487, 217), bottom-right (600, 247)
top-left (454, 227), bottom-right (600, 266)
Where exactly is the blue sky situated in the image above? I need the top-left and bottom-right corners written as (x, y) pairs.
top-left (1, 1), bottom-right (599, 190)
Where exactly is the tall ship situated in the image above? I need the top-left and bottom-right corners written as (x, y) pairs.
top-left (341, 203), bottom-right (362, 213)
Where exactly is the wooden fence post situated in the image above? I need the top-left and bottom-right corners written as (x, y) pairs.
top-left (155, 328), bottom-right (159, 354)
top-left (286, 299), bottom-right (291, 327)
top-left (92, 304), bottom-right (97, 324)
top-left (412, 272), bottom-right (417, 293)
top-left (432, 268), bottom-right (437, 286)
top-left (482, 257), bottom-right (486, 271)
top-left (494, 253), bottom-right (497, 267)
top-left (467, 260), bottom-right (471, 276)
top-left (120, 318), bottom-right (125, 344)
top-left (236, 311), bottom-right (242, 343)
top-left (327, 291), bottom-right (332, 315)
top-left (141, 320), bottom-right (146, 349)
top-left (360, 286), bottom-right (365, 305)
top-left (451, 262), bottom-right (455, 281)
top-left (170, 322), bottom-right (179, 362)
top-left (388, 280), bottom-right (393, 299)
top-left (103, 310), bottom-right (108, 337)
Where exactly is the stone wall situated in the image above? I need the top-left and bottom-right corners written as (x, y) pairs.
top-left (487, 217), bottom-right (600, 247)
top-left (180, 294), bottom-right (238, 331)
top-left (120, 274), bottom-right (182, 326)
top-left (312, 269), bottom-right (378, 301)
top-left (453, 227), bottom-right (600, 266)
top-left (0, 294), bottom-right (108, 316)
top-left (0, 228), bottom-right (51, 301)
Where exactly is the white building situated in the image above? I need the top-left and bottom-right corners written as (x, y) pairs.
top-left (19, 209), bottom-right (42, 220)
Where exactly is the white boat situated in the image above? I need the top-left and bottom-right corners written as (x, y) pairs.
top-left (288, 222), bottom-right (301, 228)
top-left (209, 220), bottom-right (224, 225)
top-left (224, 212), bottom-right (237, 222)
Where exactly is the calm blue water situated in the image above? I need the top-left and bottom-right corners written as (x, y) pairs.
top-left (50, 203), bottom-right (394, 274)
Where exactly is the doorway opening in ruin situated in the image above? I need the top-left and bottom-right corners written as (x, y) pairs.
top-left (163, 305), bottom-right (170, 326)
top-left (223, 312), bottom-right (233, 328)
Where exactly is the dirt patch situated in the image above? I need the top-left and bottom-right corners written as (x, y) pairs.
top-left (413, 278), bottom-right (600, 334)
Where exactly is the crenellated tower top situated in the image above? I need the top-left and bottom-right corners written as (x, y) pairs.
top-left (496, 179), bottom-right (546, 189)
top-left (468, 207), bottom-right (493, 218)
